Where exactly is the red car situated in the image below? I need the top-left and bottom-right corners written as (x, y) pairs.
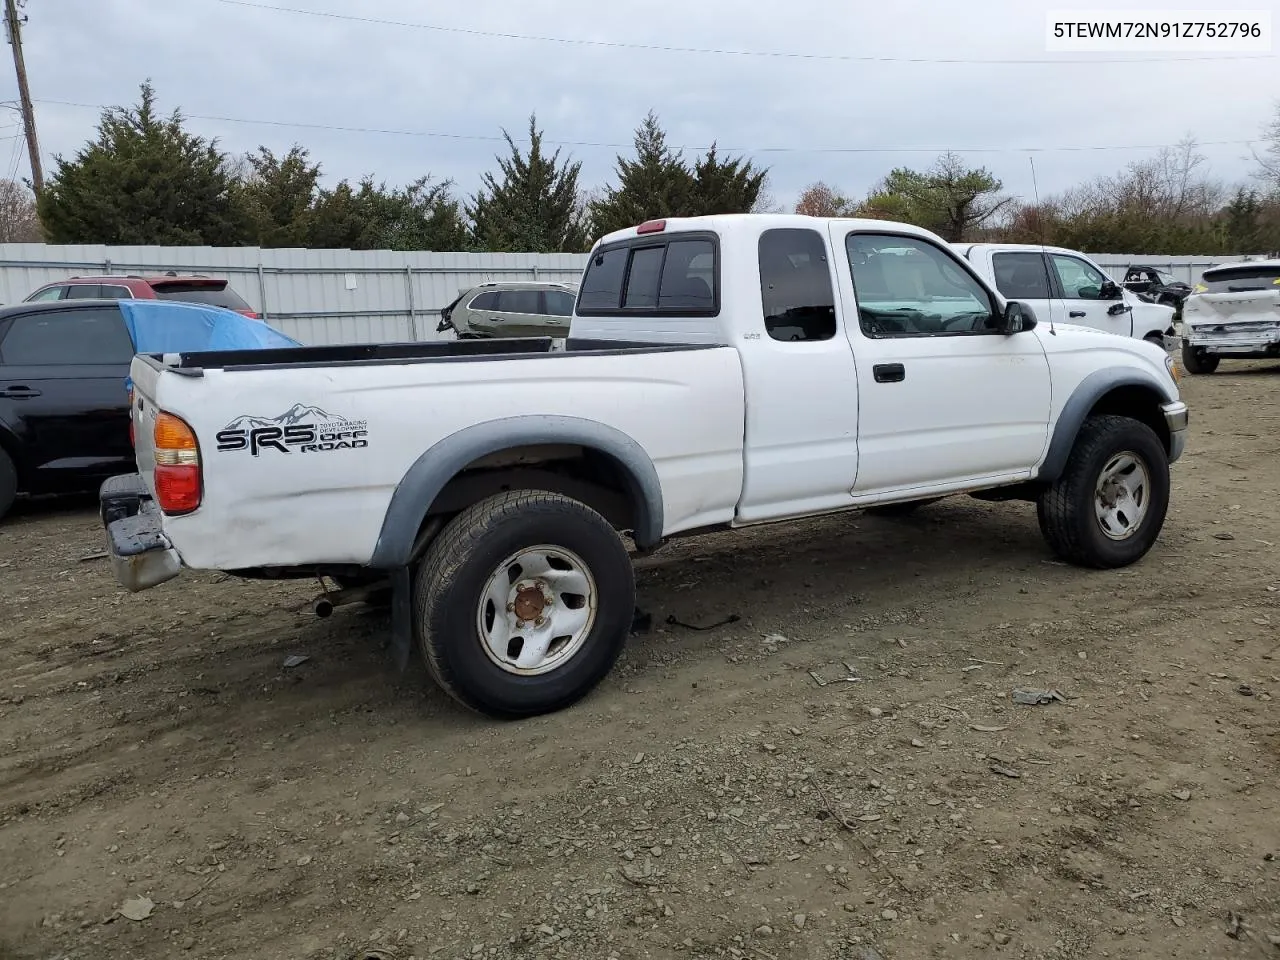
top-left (24, 274), bottom-right (259, 318)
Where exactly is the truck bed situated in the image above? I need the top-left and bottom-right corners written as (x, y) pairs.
top-left (142, 336), bottom-right (721, 374)
top-left (127, 335), bottom-right (749, 572)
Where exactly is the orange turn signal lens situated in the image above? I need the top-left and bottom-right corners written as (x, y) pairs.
top-left (153, 412), bottom-right (201, 515)
top-left (155, 412), bottom-right (198, 451)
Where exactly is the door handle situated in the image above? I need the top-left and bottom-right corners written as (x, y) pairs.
top-left (1068, 311), bottom-right (1086, 318)
top-left (873, 363), bottom-right (905, 383)
top-left (0, 385), bottom-right (41, 399)
top-left (488, 317), bottom-right (505, 322)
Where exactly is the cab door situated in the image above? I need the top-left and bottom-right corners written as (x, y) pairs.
top-left (1047, 252), bottom-right (1132, 337)
top-left (836, 229), bottom-right (1052, 496)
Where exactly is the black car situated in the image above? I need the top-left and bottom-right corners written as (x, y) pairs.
top-left (1121, 265), bottom-right (1194, 307)
top-left (0, 300), bottom-right (141, 521)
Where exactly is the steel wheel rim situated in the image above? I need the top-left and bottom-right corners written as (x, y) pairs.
top-left (475, 545), bottom-right (598, 676)
top-left (1094, 450), bottom-right (1151, 541)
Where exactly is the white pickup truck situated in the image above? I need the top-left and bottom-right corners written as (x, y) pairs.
top-left (101, 214), bottom-right (1188, 718)
top-left (955, 242), bottom-right (1176, 345)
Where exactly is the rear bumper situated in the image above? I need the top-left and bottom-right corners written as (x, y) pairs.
top-left (100, 473), bottom-right (182, 592)
top-left (1162, 400), bottom-right (1189, 465)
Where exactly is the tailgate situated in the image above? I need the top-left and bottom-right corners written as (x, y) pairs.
top-left (128, 355), bottom-right (163, 497)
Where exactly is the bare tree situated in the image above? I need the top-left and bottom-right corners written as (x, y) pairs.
top-left (0, 179), bottom-right (42, 242)
top-left (1253, 101), bottom-right (1280, 190)
top-left (794, 181), bottom-right (853, 217)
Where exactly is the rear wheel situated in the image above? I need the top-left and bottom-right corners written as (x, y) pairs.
top-left (1037, 415), bottom-right (1169, 569)
top-left (1180, 343), bottom-right (1219, 375)
top-left (0, 449), bottom-right (16, 522)
top-left (412, 490), bottom-right (634, 718)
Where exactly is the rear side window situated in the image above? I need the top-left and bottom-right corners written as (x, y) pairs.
top-left (150, 281), bottom-right (251, 311)
top-left (0, 307), bottom-right (134, 365)
top-left (496, 289), bottom-right (542, 315)
top-left (544, 289), bottom-right (576, 316)
top-left (577, 235), bottom-right (719, 315)
top-left (992, 252), bottom-right (1052, 299)
top-left (1201, 265), bottom-right (1280, 293)
top-left (468, 291), bottom-right (499, 311)
top-left (759, 228), bottom-right (836, 342)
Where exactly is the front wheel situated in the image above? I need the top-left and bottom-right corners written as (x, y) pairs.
top-left (412, 491), bottom-right (635, 718)
top-left (1037, 415), bottom-right (1170, 569)
top-left (1181, 343), bottom-right (1219, 375)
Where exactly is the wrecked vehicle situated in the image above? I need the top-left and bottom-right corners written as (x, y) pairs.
top-left (1177, 260), bottom-right (1280, 374)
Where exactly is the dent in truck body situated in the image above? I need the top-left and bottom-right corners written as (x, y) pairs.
top-left (1034, 367), bottom-right (1181, 482)
top-left (367, 415), bottom-right (667, 569)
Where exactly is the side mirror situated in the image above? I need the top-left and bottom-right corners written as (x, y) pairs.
top-left (1000, 301), bottom-right (1037, 335)
top-left (1099, 280), bottom-right (1122, 299)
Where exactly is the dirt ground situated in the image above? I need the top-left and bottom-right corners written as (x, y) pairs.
top-left (2, 364), bottom-right (1279, 960)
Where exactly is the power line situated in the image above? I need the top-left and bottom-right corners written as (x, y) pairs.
top-left (33, 98), bottom-right (1259, 157)
top-left (209, 0), bottom-right (1276, 66)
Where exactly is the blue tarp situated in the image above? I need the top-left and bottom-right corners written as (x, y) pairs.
top-left (119, 299), bottom-right (302, 354)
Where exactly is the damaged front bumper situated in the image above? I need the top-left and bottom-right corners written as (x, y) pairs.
top-left (99, 473), bottom-right (183, 592)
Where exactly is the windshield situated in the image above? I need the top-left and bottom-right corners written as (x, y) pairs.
top-left (1200, 265), bottom-right (1280, 294)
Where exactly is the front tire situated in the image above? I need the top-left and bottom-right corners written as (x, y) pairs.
top-left (1037, 415), bottom-right (1170, 569)
top-left (412, 491), bottom-right (635, 718)
top-left (1181, 343), bottom-right (1219, 374)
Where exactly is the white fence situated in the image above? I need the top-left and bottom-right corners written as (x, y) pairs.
top-left (0, 243), bottom-right (1267, 346)
top-left (0, 244), bottom-right (586, 345)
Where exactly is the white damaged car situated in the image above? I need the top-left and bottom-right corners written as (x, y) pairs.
top-left (1178, 260), bottom-right (1280, 374)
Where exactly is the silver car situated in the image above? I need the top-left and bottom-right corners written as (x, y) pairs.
top-left (436, 281), bottom-right (578, 339)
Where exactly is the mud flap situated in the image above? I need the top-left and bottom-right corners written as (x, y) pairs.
top-left (390, 566), bottom-right (413, 671)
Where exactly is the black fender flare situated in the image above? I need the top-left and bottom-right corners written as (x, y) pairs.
top-left (367, 415), bottom-right (664, 569)
top-left (1034, 368), bottom-right (1175, 482)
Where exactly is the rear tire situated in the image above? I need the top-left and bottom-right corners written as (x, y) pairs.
top-left (0, 449), bottom-right (16, 522)
top-left (1181, 343), bottom-right (1219, 375)
top-left (1036, 415), bottom-right (1169, 569)
top-left (412, 490), bottom-right (634, 719)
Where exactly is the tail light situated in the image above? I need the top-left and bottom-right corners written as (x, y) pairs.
top-left (238, 309), bottom-right (261, 319)
top-left (127, 386), bottom-right (135, 447)
top-left (153, 411), bottom-right (201, 515)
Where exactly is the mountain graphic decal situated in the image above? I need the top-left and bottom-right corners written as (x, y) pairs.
top-left (224, 404), bottom-right (338, 430)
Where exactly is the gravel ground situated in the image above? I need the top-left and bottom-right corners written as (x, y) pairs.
top-left (1, 363), bottom-right (1278, 960)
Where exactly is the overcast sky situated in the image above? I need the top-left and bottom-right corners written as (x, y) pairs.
top-left (9, 0), bottom-right (1280, 212)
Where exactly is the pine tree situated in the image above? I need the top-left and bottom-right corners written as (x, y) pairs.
top-left (589, 111), bottom-right (695, 236)
top-left (688, 144), bottom-right (768, 216)
top-left (467, 115), bottom-right (588, 252)
top-left (237, 145), bottom-right (321, 247)
top-left (37, 82), bottom-right (245, 245)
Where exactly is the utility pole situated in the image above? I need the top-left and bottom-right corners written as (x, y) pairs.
top-left (3, 0), bottom-right (42, 193)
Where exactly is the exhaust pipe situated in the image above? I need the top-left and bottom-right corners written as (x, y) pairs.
top-left (312, 581), bottom-right (390, 618)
